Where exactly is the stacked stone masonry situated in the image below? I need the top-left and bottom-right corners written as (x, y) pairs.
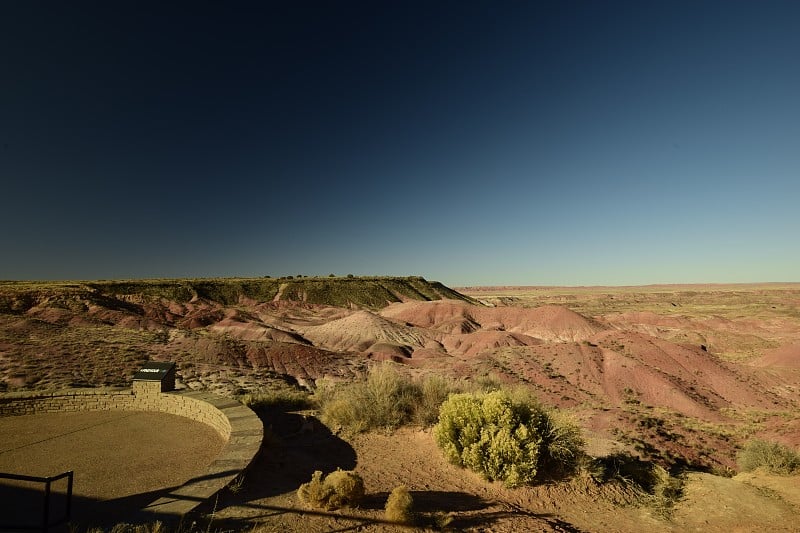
top-left (0, 387), bottom-right (264, 520)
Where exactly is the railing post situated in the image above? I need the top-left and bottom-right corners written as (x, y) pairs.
top-left (42, 479), bottom-right (50, 533)
top-left (0, 470), bottom-right (73, 531)
top-left (65, 471), bottom-right (73, 526)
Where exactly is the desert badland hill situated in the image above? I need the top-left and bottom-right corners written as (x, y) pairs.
top-left (1, 277), bottom-right (799, 531)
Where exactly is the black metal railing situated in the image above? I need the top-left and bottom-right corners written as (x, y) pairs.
top-left (0, 471), bottom-right (73, 532)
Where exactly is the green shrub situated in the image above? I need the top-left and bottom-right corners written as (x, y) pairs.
top-left (297, 469), bottom-right (365, 510)
top-left (433, 390), bottom-right (584, 487)
top-left (385, 485), bottom-right (414, 524)
top-left (737, 439), bottom-right (800, 475)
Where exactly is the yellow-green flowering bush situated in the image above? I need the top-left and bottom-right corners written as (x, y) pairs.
top-left (434, 390), bottom-right (583, 487)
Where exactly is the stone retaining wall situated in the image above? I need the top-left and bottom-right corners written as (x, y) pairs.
top-left (0, 387), bottom-right (264, 520)
top-left (0, 388), bottom-right (233, 439)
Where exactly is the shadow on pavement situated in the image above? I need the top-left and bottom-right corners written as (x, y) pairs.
top-left (199, 410), bottom-right (356, 514)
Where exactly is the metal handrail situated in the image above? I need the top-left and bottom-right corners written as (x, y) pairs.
top-left (0, 471), bottom-right (73, 532)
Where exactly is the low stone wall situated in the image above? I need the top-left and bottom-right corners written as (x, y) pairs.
top-left (0, 387), bottom-right (263, 519)
top-left (0, 388), bottom-right (232, 439)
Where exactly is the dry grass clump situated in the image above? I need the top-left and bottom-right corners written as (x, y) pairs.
top-left (536, 408), bottom-right (586, 479)
top-left (315, 364), bottom-right (416, 432)
top-left (414, 373), bottom-right (453, 426)
top-left (433, 390), bottom-right (585, 487)
top-left (240, 387), bottom-right (313, 413)
top-left (385, 485), bottom-right (414, 524)
top-left (297, 469), bottom-right (365, 510)
top-left (315, 363), bottom-right (460, 433)
top-left (86, 522), bottom-right (168, 533)
top-left (587, 453), bottom-right (684, 518)
top-left (737, 438), bottom-right (800, 475)
top-left (647, 464), bottom-right (685, 518)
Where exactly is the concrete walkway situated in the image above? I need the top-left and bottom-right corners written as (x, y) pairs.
top-left (0, 410), bottom-right (225, 529)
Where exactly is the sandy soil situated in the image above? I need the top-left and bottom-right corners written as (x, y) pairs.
top-left (208, 415), bottom-right (800, 532)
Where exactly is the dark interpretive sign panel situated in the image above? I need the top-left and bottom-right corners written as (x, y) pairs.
top-left (133, 362), bottom-right (176, 381)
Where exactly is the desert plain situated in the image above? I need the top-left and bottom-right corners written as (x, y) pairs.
top-left (1, 277), bottom-right (799, 532)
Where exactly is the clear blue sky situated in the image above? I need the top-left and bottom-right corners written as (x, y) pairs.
top-left (2, 1), bottom-right (798, 286)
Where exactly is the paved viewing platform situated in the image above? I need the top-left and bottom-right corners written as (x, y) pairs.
top-left (0, 364), bottom-right (264, 529)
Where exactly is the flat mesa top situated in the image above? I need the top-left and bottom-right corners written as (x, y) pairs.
top-left (132, 361), bottom-right (175, 381)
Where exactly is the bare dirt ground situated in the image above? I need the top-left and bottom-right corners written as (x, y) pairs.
top-left (207, 416), bottom-right (800, 532)
top-left (1, 281), bottom-right (799, 531)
